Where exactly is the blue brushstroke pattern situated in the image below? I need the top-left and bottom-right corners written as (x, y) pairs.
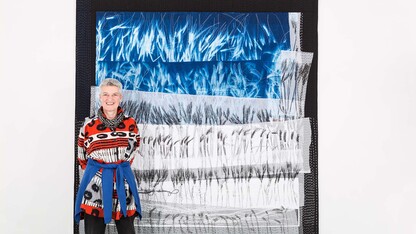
top-left (96, 12), bottom-right (290, 63)
top-left (97, 61), bottom-right (281, 98)
top-left (96, 12), bottom-right (292, 98)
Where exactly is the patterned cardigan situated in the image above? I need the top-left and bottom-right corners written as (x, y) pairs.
top-left (77, 108), bottom-right (141, 220)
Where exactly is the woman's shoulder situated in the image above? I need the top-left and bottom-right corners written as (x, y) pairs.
top-left (81, 115), bottom-right (99, 127)
top-left (122, 114), bottom-right (137, 123)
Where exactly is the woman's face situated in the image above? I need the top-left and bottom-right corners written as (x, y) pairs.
top-left (100, 85), bottom-right (122, 112)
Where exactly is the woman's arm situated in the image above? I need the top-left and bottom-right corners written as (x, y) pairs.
top-left (128, 119), bottom-right (141, 165)
top-left (77, 118), bottom-right (89, 169)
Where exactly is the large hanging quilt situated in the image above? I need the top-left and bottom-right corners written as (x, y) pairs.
top-left (75, 0), bottom-right (318, 233)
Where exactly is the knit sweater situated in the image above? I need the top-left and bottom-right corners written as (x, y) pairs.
top-left (77, 108), bottom-right (141, 220)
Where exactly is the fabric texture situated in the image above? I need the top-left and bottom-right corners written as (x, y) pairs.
top-left (75, 107), bottom-right (142, 223)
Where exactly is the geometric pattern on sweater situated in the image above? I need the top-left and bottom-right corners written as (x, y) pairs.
top-left (77, 108), bottom-right (141, 220)
top-left (77, 111), bottom-right (141, 167)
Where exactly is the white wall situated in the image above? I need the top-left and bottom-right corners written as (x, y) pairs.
top-left (319, 0), bottom-right (416, 233)
top-left (0, 0), bottom-right (75, 233)
top-left (1, 0), bottom-right (415, 233)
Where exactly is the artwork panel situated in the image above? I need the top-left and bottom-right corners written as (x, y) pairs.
top-left (76, 1), bottom-right (318, 233)
top-left (136, 226), bottom-right (299, 234)
top-left (272, 51), bottom-right (314, 117)
top-left (138, 204), bottom-right (301, 230)
top-left (97, 61), bottom-right (270, 97)
top-left (96, 51), bottom-right (313, 101)
top-left (92, 50), bottom-right (314, 121)
top-left (138, 177), bottom-right (300, 209)
top-left (288, 12), bottom-right (301, 51)
top-left (91, 86), bottom-right (305, 123)
top-left (135, 167), bottom-right (306, 207)
top-left (79, 213), bottom-right (300, 234)
top-left (131, 119), bottom-right (311, 173)
top-left (96, 12), bottom-right (294, 63)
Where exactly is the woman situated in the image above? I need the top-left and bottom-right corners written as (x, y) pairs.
top-left (75, 78), bottom-right (142, 234)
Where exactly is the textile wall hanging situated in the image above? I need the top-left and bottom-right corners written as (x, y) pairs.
top-left (75, 0), bottom-right (318, 233)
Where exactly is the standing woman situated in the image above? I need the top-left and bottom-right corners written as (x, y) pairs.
top-left (75, 78), bottom-right (142, 234)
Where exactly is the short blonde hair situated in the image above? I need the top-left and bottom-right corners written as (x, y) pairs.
top-left (99, 78), bottom-right (123, 92)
